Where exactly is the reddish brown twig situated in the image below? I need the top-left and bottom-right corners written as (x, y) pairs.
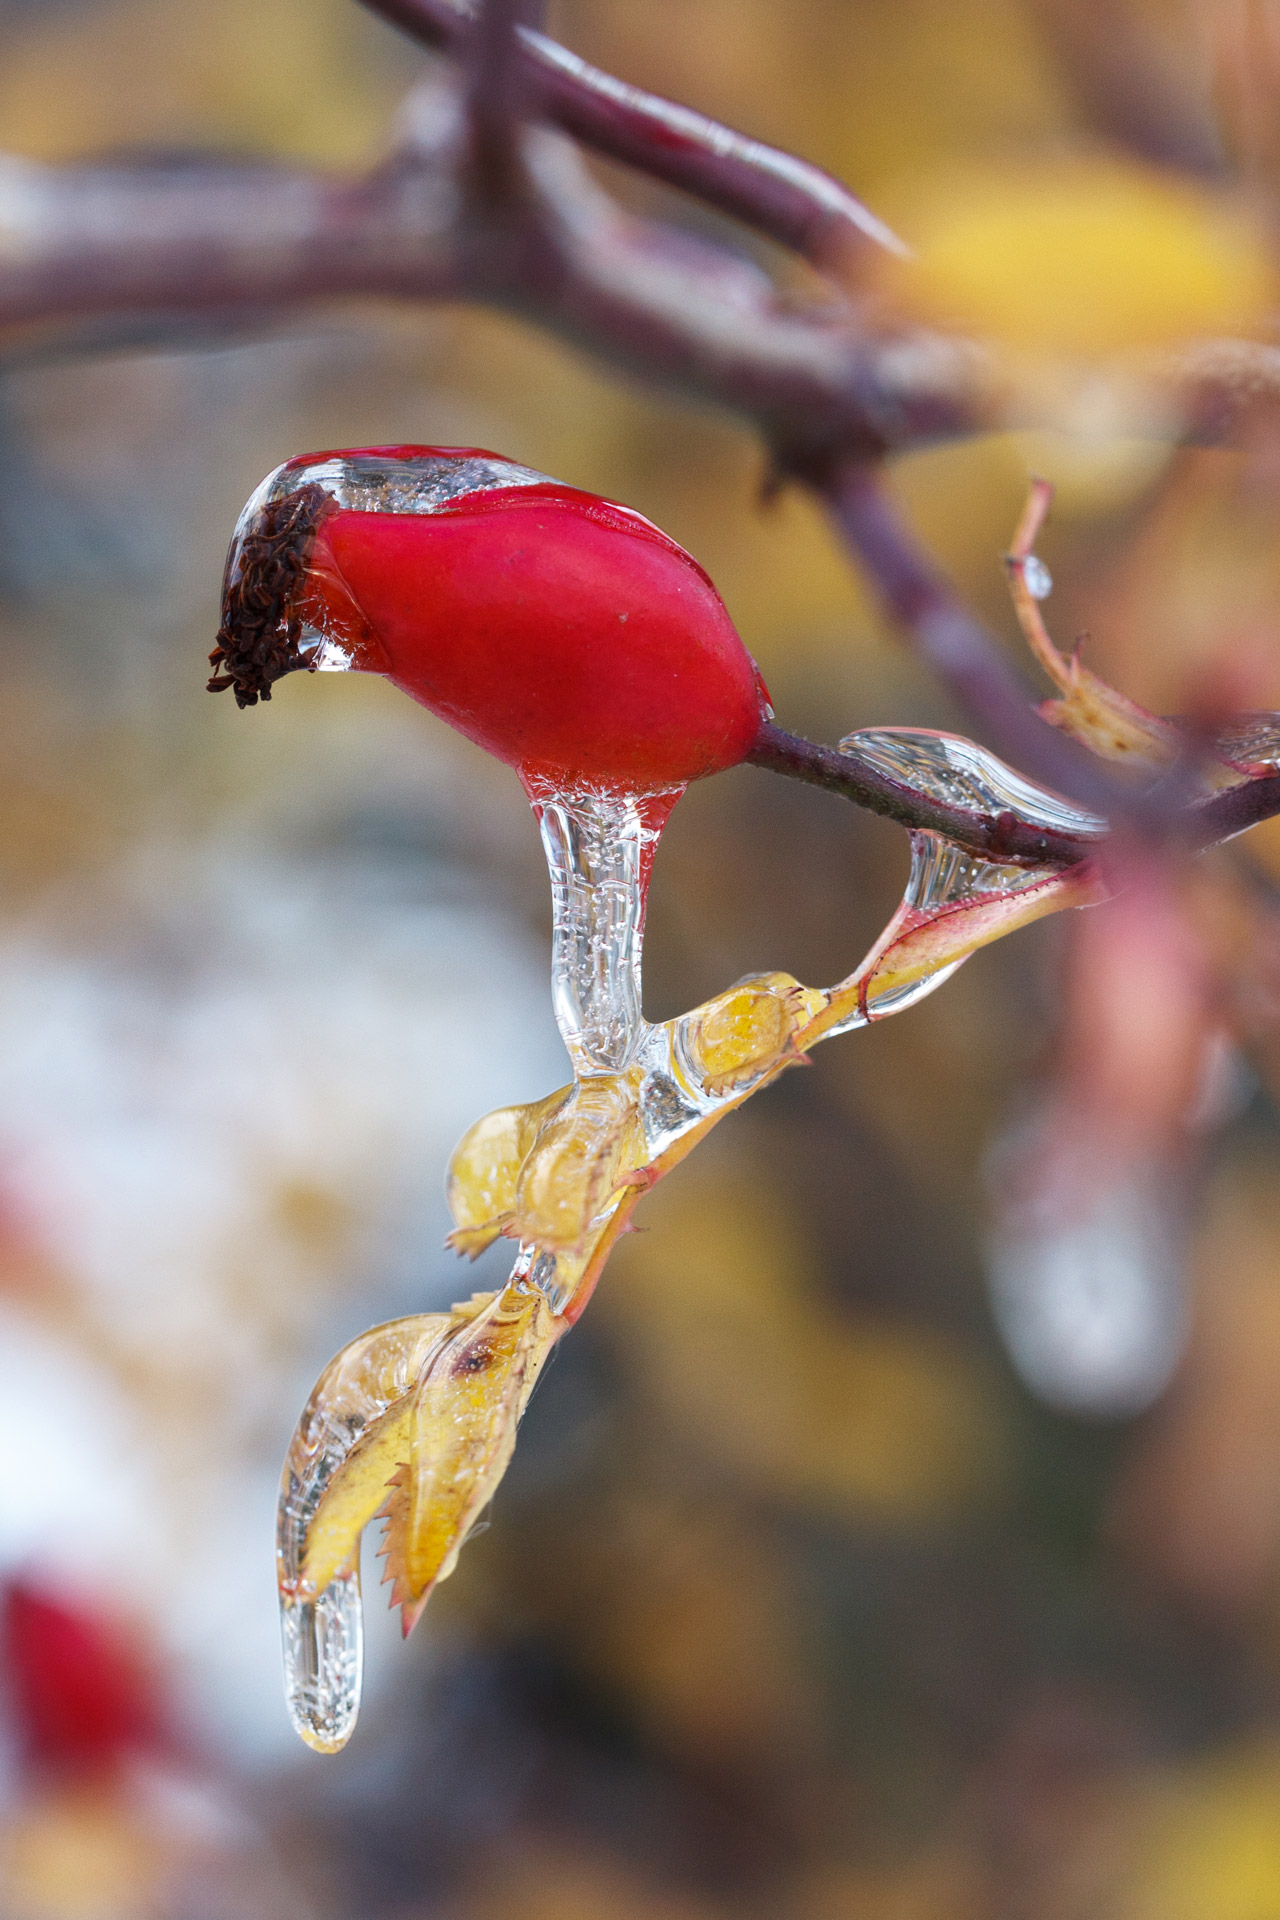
top-left (361, 0), bottom-right (907, 269)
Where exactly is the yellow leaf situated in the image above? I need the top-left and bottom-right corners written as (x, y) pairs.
top-left (446, 1087), bottom-right (571, 1256)
top-left (682, 972), bottom-right (818, 1094)
top-left (880, 160), bottom-right (1275, 356)
top-left (817, 861), bottom-right (1099, 1036)
top-left (298, 1402), bottom-right (415, 1600)
top-left (380, 1283), bottom-right (556, 1634)
top-left (289, 1306), bottom-right (478, 1602)
top-left (513, 1078), bottom-right (647, 1256)
top-left (870, 865), bottom-right (1097, 1004)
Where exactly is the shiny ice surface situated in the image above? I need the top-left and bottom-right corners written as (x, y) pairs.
top-left (840, 728), bottom-right (1109, 839)
top-left (533, 789), bottom-right (670, 1075)
top-left (239, 449), bottom-right (551, 534)
top-left (1022, 554), bottom-right (1053, 600)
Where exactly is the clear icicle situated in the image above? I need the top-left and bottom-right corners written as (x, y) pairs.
top-left (277, 1314), bottom-right (451, 1752)
top-left (529, 787), bottom-right (680, 1075)
top-left (278, 1577), bottom-right (364, 1758)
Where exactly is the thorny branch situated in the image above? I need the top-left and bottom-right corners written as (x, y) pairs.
top-left (4, 0), bottom-right (1280, 858)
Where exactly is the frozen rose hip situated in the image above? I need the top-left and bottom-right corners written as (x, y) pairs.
top-left (209, 445), bottom-right (771, 793)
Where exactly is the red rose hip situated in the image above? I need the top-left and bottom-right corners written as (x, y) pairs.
top-left (209, 445), bottom-right (771, 794)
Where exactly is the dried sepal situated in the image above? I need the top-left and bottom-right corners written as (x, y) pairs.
top-left (208, 482), bottom-right (330, 707)
top-left (378, 1283), bottom-right (555, 1635)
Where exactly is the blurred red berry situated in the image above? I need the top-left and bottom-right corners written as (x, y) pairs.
top-left (3, 1582), bottom-right (161, 1774)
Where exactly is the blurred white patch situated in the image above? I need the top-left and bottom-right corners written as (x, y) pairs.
top-left (985, 1097), bottom-right (1193, 1421)
top-left (0, 834), bottom-right (564, 1763)
top-left (987, 1172), bottom-right (1188, 1419)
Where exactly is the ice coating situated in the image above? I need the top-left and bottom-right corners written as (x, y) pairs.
top-left (806, 729), bottom-right (1107, 1037)
top-left (531, 786), bottom-right (680, 1075)
top-left (278, 1578), bottom-right (363, 1758)
top-left (826, 833), bottom-right (1053, 1034)
top-left (1209, 714), bottom-right (1280, 774)
top-left (235, 447), bottom-right (552, 546)
top-left (1022, 554), bottom-right (1053, 600)
top-left (277, 1314), bottom-right (451, 1752)
top-left (839, 728), bottom-right (1110, 841)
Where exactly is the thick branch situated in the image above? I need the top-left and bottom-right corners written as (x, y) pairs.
top-left (466, 0), bottom-right (537, 203)
top-left (363, 0), bottom-right (906, 267)
top-left (1187, 773), bottom-right (1280, 850)
top-left (0, 136), bottom-right (978, 458)
top-left (0, 154), bottom-right (462, 331)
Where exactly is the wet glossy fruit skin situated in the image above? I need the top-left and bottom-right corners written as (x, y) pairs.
top-left (299, 463), bottom-right (770, 793)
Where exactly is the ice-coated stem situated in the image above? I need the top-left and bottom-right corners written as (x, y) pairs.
top-left (529, 786), bottom-right (681, 1074)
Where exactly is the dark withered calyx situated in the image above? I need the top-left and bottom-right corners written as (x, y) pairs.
top-left (207, 483), bottom-right (329, 708)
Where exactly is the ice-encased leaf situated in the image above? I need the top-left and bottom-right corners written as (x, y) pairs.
top-left (277, 1312), bottom-right (455, 1753)
top-left (446, 1086), bottom-right (571, 1258)
top-left (278, 1288), bottom-right (559, 1749)
top-left (379, 1283), bottom-right (555, 1636)
top-left (512, 1076), bottom-right (647, 1255)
